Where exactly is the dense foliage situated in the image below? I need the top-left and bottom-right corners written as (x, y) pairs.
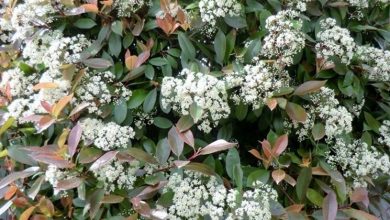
top-left (0, 0), bottom-right (390, 219)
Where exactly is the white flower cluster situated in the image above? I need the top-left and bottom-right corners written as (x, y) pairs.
top-left (133, 110), bottom-right (155, 129)
top-left (161, 68), bottom-right (230, 133)
top-left (0, 68), bottom-right (37, 97)
top-left (76, 71), bottom-right (131, 115)
top-left (355, 45), bottom-right (390, 82)
top-left (45, 165), bottom-right (71, 195)
top-left (350, 99), bottom-right (365, 117)
top-left (345, 0), bottom-right (388, 8)
top-left (165, 171), bottom-right (277, 220)
top-left (285, 0), bottom-right (312, 11)
top-left (23, 30), bottom-right (91, 69)
top-left (230, 60), bottom-right (290, 109)
top-left (92, 159), bottom-right (140, 192)
top-left (262, 10), bottom-right (306, 66)
top-left (378, 120), bottom-right (390, 148)
top-left (327, 139), bottom-right (390, 188)
top-left (198, 0), bottom-right (241, 35)
top-left (113, 0), bottom-right (150, 17)
top-left (8, 0), bottom-right (56, 41)
top-left (315, 18), bottom-right (355, 65)
top-left (0, 4), bottom-right (13, 42)
top-left (347, 0), bottom-right (369, 7)
top-left (80, 118), bottom-right (135, 151)
top-left (226, 181), bottom-right (277, 220)
top-left (1, 98), bottom-right (30, 124)
top-left (164, 171), bottom-right (228, 220)
top-left (292, 87), bottom-right (353, 142)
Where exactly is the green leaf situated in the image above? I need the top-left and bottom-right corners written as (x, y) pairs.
top-left (127, 148), bottom-right (158, 164)
top-left (312, 123), bottom-right (325, 141)
top-left (286, 102), bottom-right (307, 123)
top-left (149, 57), bottom-right (167, 66)
top-left (176, 115), bottom-right (194, 132)
top-left (178, 32), bottom-right (196, 61)
top-left (214, 30), bottom-right (226, 65)
top-left (109, 33), bottom-right (122, 57)
top-left (233, 164), bottom-right (243, 189)
top-left (156, 138), bottom-right (170, 164)
top-left (235, 102), bottom-right (248, 121)
top-left (184, 162), bottom-right (215, 176)
top-left (189, 103), bottom-right (203, 123)
top-left (87, 188), bottom-right (105, 219)
top-left (306, 188), bottom-right (324, 207)
top-left (224, 16), bottom-right (247, 28)
top-left (128, 89), bottom-right (147, 109)
top-left (226, 148), bottom-right (240, 179)
top-left (111, 21), bottom-right (123, 36)
top-left (83, 58), bottom-right (113, 69)
top-left (78, 147), bottom-right (103, 164)
top-left (114, 99), bottom-right (127, 124)
top-left (153, 117), bottom-right (172, 129)
top-left (296, 167), bottom-right (312, 202)
top-left (364, 112), bottom-right (381, 133)
top-left (247, 169), bottom-right (269, 186)
top-left (143, 88), bottom-right (157, 113)
top-left (74, 18), bottom-right (97, 29)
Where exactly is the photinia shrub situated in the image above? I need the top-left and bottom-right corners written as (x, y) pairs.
top-left (0, 0), bottom-right (389, 219)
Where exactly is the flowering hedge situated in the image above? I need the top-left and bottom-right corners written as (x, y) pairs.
top-left (0, 0), bottom-right (390, 219)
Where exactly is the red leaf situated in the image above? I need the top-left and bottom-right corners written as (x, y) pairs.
top-left (323, 191), bottom-right (337, 220)
top-left (56, 177), bottom-right (83, 190)
top-left (167, 126), bottom-right (184, 157)
top-left (34, 154), bottom-right (74, 168)
top-left (350, 187), bottom-right (369, 208)
top-left (261, 140), bottom-right (273, 159)
top-left (293, 80), bottom-right (327, 96)
top-left (178, 129), bottom-right (194, 148)
top-left (0, 167), bottom-right (40, 189)
top-left (135, 50), bottom-right (150, 68)
top-left (198, 140), bottom-right (236, 155)
top-left (272, 169), bottom-right (285, 184)
top-left (68, 122), bottom-right (82, 158)
top-left (136, 181), bottom-right (167, 200)
top-left (89, 151), bottom-right (118, 170)
top-left (272, 134), bottom-right (288, 157)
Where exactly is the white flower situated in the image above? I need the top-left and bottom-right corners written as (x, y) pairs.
top-left (379, 120), bottom-right (390, 148)
top-left (9, 0), bottom-right (56, 41)
top-left (262, 10), bottom-right (306, 66)
top-left (1, 99), bottom-right (30, 124)
top-left (355, 45), bottom-right (390, 82)
top-left (0, 68), bottom-right (38, 98)
top-left (161, 68), bottom-right (231, 133)
top-left (23, 30), bottom-right (91, 69)
top-left (199, 0), bottom-right (241, 35)
top-left (80, 118), bottom-right (135, 151)
top-left (76, 71), bottom-right (132, 115)
top-left (230, 60), bottom-right (290, 109)
top-left (45, 165), bottom-right (73, 195)
top-left (92, 159), bottom-right (140, 193)
top-left (327, 138), bottom-right (390, 188)
top-left (315, 18), bottom-right (355, 65)
top-left (165, 171), bottom-right (276, 220)
top-left (113, 0), bottom-right (151, 17)
top-left (291, 87), bottom-right (353, 142)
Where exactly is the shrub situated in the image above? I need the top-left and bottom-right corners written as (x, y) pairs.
top-left (0, 0), bottom-right (389, 219)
